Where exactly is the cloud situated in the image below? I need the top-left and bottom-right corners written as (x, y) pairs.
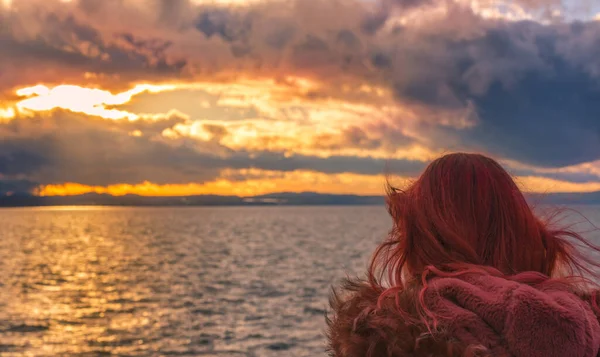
top-left (403, 21), bottom-right (600, 167)
top-left (0, 110), bottom-right (219, 186)
top-left (311, 121), bottom-right (416, 152)
top-left (34, 167), bottom-right (600, 197)
top-left (226, 151), bottom-right (427, 176)
top-left (0, 0), bottom-right (187, 93)
top-left (116, 88), bottom-right (260, 121)
top-left (188, 1), bottom-right (600, 167)
top-left (2, 0), bottom-right (600, 193)
top-left (0, 109), bottom-right (427, 193)
top-left (0, 178), bottom-right (38, 195)
top-left (1, 108), bottom-right (598, 196)
top-left (501, 158), bottom-right (600, 184)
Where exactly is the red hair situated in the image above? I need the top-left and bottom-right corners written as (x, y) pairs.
top-left (370, 152), bottom-right (600, 290)
top-left (327, 153), bottom-right (600, 356)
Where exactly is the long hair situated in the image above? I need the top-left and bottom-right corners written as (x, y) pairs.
top-left (370, 153), bottom-right (600, 290)
top-left (327, 153), bottom-right (600, 356)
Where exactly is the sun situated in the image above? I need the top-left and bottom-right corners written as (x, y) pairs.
top-left (14, 84), bottom-right (179, 120)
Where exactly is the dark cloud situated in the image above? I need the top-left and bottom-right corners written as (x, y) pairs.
top-left (336, 30), bottom-right (361, 49)
top-left (195, 8), bottom-right (252, 43)
top-left (0, 179), bottom-right (38, 195)
top-left (0, 110), bottom-right (426, 193)
top-left (227, 151), bottom-right (427, 176)
top-left (0, 110), bottom-right (221, 187)
top-left (0, 2), bottom-right (187, 93)
top-left (388, 21), bottom-right (600, 167)
top-left (312, 122), bottom-right (416, 152)
top-left (0, 148), bottom-right (48, 176)
top-left (202, 123), bottom-right (229, 141)
top-left (264, 24), bottom-right (296, 49)
top-left (457, 64), bottom-right (600, 167)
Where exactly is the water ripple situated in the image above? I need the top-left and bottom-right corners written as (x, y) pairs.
top-left (4, 206), bottom-right (590, 355)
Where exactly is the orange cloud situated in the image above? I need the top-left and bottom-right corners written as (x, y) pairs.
top-left (36, 170), bottom-right (402, 197)
top-left (34, 168), bottom-right (600, 198)
top-left (13, 79), bottom-right (438, 162)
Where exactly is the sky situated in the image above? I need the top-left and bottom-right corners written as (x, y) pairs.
top-left (2, 0), bottom-right (600, 197)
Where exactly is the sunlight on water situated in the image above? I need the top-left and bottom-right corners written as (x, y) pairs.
top-left (0, 205), bottom-right (597, 356)
top-left (25, 205), bottom-right (124, 211)
top-left (0, 206), bottom-right (390, 356)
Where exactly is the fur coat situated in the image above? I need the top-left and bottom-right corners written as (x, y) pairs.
top-left (327, 271), bottom-right (600, 357)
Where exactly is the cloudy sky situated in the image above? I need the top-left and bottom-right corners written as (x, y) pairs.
top-left (1, 0), bottom-right (600, 197)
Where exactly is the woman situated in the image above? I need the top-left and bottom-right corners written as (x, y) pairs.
top-left (327, 153), bottom-right (600, 357)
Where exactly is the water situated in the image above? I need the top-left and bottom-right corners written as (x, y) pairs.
top-left (0, 206), bottom-right (391, 356)
top-left (0, 205), bottom-right (598, 357)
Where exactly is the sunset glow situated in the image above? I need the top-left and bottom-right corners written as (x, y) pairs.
top-left (0, 107), bottom-right (15, 119)
top-left (36, 170), bottom-right (399, 197)
top-left (15, 84), bottom-right (179, 120)
top-left (35, 171), bottom-right (600, 198)
top-left (2, 0), bottom-right (600, 199)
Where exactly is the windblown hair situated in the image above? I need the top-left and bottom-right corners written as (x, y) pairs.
top-left (371, 152), bottom-right (600, 286)
top-left (327, 152), bottom-right (600, 357)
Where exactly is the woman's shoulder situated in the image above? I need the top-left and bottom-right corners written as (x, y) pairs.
top-left (326, 273), bottom-right (600, 357)
top-left (326, 278), bottom-right (464, 357)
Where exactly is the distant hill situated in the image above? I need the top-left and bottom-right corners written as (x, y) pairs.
top-left (0, 191), bottom-right (599, 207)
top-left (0, 192), bottom-right (384, 207)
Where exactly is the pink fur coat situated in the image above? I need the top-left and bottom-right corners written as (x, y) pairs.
top-left (327, 271), bottom-right (600, 357)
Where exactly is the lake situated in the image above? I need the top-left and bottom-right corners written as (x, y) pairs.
top-left (0, 205), bottom-right (598, 356)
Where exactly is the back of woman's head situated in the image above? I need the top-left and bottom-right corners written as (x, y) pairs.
top-left (372, 152), bottom-right (598, 287)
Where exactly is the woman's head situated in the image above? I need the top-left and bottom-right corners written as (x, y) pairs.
top-left (371, 152), bottom-right (595, 286)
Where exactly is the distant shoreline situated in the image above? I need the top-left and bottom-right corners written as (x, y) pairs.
top-left (0, 203), bottom-right (387, 209)
top-left (0, 192), bottom-right (384, 208)
top-left (1, 191), bottom-right (600, 207)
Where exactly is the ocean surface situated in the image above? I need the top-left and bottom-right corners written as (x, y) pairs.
top-left (0, 205), bottom-right (598, 357)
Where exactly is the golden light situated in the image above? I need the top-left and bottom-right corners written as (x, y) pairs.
top-left (15, 83), bottom-right (179, 120)
top-left (34, 167), bottom-right (600, 198)
top-left (165, 115), bottom-right (440, 162)
top-left (12, 77), bottom-right (327, 121)
top-left (17, 78), bottom-right (596, 197)
top-left (0, 107), bottom-right (15, 119)
top-left (468, 1), bottom-right (532, 21)
top-left (385, 0), bottom-right (534, 30)
top-left (13, 77), bottom-right (391, 130)
top-left (36, 170), bottom-right (396, 197)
